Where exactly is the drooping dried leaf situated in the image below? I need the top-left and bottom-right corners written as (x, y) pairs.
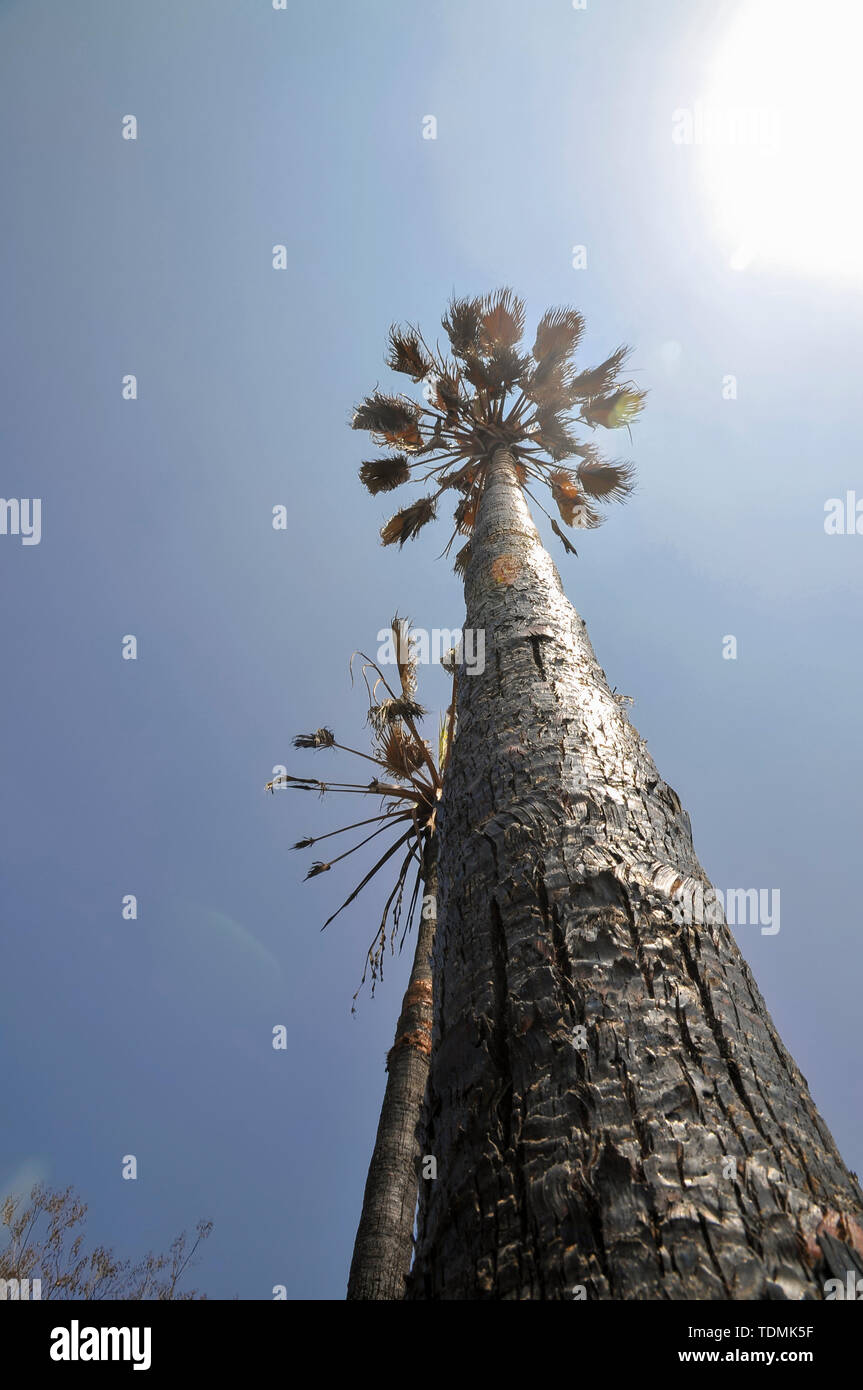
top-left (552, 484), bottom-right (583, 527)
top-left (478, 287), bottom-right (526, 352)
top-left (305, 861), bottom-right (331, 879)
top-left (386, 326), bottom-right (434, 382)
top-left (551, 519), bottom-right (579, 555)
top-left (533, 307), bottom-right (584, 363)
top-left (549, 468), bottom-right (581, 499)
top-left (380, 496), bottom-right (437, 547)
top-left (570, 499), bottom-right (603, 528)
top-left (358, 455), bottom-right (411, 494)
top-left (576, 459), bottom-right (636, 502)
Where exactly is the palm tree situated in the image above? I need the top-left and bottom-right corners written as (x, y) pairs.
top-left (353, 292), bottom-right (863, 1299)
top-left (268, 617), bottom-right (456, 1299)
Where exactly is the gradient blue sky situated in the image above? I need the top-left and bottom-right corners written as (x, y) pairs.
top-left (2, 0), bottom-right (861, 1299)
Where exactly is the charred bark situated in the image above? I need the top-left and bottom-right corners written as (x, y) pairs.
top-left (408, 448), bottom-right (863, 1300)
top-left (347, 853), bottom-right (437, 1300)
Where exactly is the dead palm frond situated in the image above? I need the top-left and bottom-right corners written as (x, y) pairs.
top-left (359, 456), bottom-right (411, 495)
top-left (267, 617), bottom-right (457, 1003)
top-left (353, 290), bottom-right (646, 563)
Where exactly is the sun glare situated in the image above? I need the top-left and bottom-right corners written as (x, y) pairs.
top-left (699, 0), bottom-right (863, 279)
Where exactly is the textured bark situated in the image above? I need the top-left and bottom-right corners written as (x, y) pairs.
top-left (347, 856), bottom-right (437, 1300)
top-left (408, 448), bottom-right (863, 1300)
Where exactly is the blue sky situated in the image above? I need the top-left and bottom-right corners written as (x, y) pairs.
top-left (2, 0), bottom-right (861, 1299)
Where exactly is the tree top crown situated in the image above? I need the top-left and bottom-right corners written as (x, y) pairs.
top-left (353, 289), bottom-right (646, 570)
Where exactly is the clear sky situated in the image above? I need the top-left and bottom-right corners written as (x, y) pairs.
top-left (2, 0), bottom-right (861, 1299)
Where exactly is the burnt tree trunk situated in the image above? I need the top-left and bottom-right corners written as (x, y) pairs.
top-left (347, 852), bottom-right (437, 1300)
top-left (409, 447), bottom-right (863, 1300)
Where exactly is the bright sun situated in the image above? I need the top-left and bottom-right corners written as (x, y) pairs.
top-left (699, 0), bottom-right (863, 279)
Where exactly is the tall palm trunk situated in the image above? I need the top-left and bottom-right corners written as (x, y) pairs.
top-left (347, 849), bottom-right (437, 1300)
top-left (409, 447), bottom-right (863, 1299)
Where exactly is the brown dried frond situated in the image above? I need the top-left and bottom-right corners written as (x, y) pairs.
top-left (570, 499), bottom-right (604, 529)
top-left (532, 307), bottom-right (584, 363)
top-left (534, 412), bottom-right (581, 460)
top-left (442, 295), bottom-right (483, 357)
top-left (478, 287), bottom-right (526, 352)
top-left (453, 540), bottom-right (472, 577)
top-left (353, 392), bottom-right (423, 450)
top-left (576, 459), bottom-right (636, 502)
top-left (433, 373), bottom-right (463, 415)
top-left (359, 455), bottom-right (411, 495)
top-left (549, 468), bottom-right (581, 499)
top-left (293, 729), bottom-right (336, 749)
top-left (369, 697), bottom-right (427, 731)
top-left (305, 862), bottom-right (331, 879)
top-left (454, 495), bottom-right (477, 534)
top-left (380, 724), bottom-right (426, 780)
top-left (380, 496), bottom-right (437, 547)
top-left (551, 480), bottom-right (584, 527)
top-left (523, 355), bottom-right (571, 408)
top-left (391, 614), bottom-right (417, 695)
top-left (386, 326), bottom-right (434, 382)
top-left (484, 345), bottom-right (529, 393)
top-left (292, 837), bottom-right (315, 849)
top-left (566, 346), bottom-right (632, 402)
top-left (461, 353), bottom-right (493, 392)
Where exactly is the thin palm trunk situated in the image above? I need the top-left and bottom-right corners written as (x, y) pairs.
top-left (346, 848), bottom-right (437, 1300)
top-left (409, 447), bottom-right (863, 1299)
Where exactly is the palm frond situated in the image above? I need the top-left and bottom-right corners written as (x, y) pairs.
top-left (478, 288), bottom-right (526, 353)
top-left (453, 540), bottom-right (472, 577)
top-left (353, 392), bottom-right (423, 450)
top-left (441, 295), bottom-right (483, 358)
top-left (532, 307), bottom-right (584, 363)
top-left (359, 455), bottom-right (411, 495)
top-left (379, 724), bottom-right (427, 780)
top-left (369, 697), bottom-right (427, 730)
top-left (386, 326), bottom-right (434, 383)
top-left (533, 412), bottom-right (581, 460)
top-left (485, 345), bottom-right (530, 393)
top-left (566, 346), bottom-right (632, 402)
top-left (293, 728), bottom-right (336, 750)
top-left (576, 459), bottom-right (636, 502)
top-left (380, 497), bottom-right (437, 547)
top-left (581, 388), bottom-right (647, 431)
